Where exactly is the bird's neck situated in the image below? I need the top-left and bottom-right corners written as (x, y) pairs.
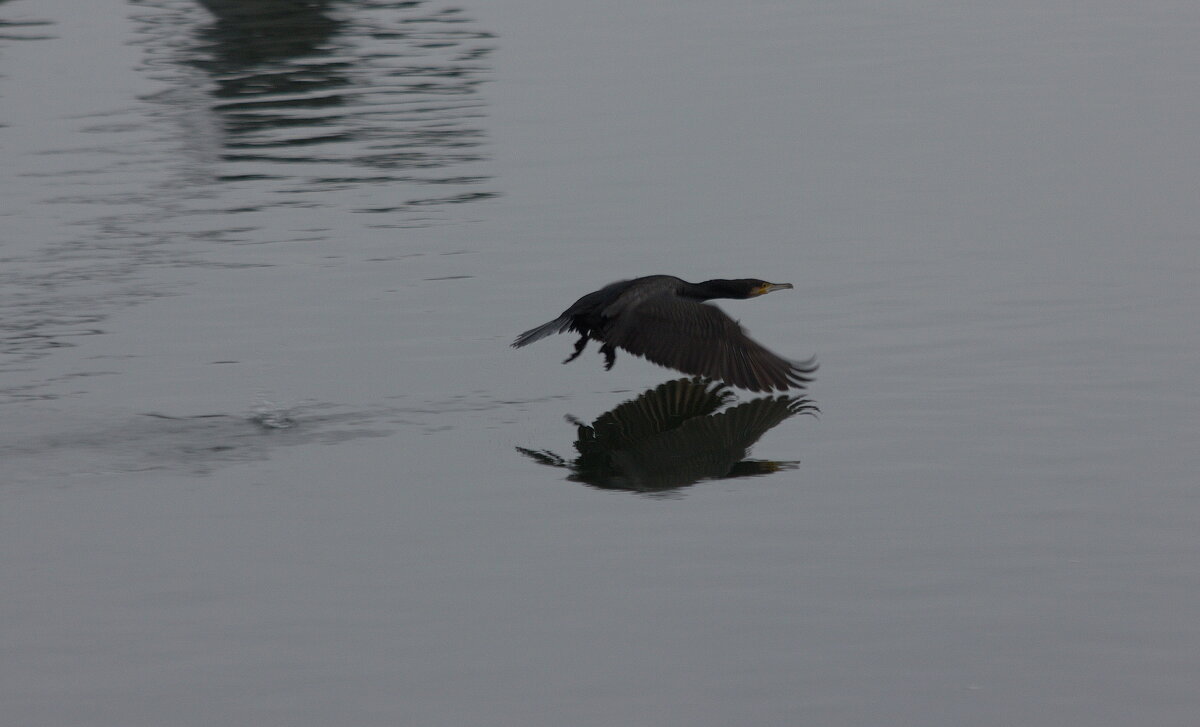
top-left (686, 279), bottom-right (747, 301)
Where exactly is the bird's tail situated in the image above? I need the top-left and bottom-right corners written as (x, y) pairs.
top-left (512, 316), bottom-right (571, 348)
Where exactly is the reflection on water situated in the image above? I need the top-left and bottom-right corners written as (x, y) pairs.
top-left (1, 1), bottom-right (496, 391)
top-left (185, 0), bottom-right (496, 209)
top-left (518, 378), bottom-right (817, 494)
top-left (194, 0), bottom-right (341, 73)
top-left (0, 4), bottom-right (54, 43)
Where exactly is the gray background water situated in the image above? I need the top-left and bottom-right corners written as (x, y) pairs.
top-left (2, 1), bottom-right (1198, 725)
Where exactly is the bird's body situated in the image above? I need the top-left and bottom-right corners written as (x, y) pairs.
top-left (512, 275), bottom-right (816, 392)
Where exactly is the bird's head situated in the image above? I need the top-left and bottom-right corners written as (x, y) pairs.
top-left (746, 280), bottom-right (794, 297)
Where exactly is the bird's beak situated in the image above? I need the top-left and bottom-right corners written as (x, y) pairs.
top-left (756, 282), bottom-right (794, 295)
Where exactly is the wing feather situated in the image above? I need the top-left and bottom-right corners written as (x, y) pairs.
top-left (604, 295), bottom-right (816, 392)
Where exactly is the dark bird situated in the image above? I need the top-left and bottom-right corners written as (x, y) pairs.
top-left (512, 275), bottom-right (816, 392)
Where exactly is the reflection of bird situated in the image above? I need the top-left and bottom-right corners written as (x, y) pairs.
top-left (513, 275), bottom-right (816, 392)
top-left (517, 377), bottom-right (817, 493)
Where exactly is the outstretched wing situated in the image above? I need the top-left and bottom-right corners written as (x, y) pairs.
top-left (604, 295), bottom-right (816, 392)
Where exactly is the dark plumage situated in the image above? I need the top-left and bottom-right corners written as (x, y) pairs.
top-left (512, 275), bottom-right (817, 392)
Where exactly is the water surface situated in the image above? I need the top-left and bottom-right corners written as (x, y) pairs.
top-left (2, 1), bottom-right (1198, 726)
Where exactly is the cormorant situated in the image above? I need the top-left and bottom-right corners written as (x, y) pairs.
top-left (512, 275), bottom-right (817, 392)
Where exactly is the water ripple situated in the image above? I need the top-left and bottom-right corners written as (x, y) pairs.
top-left (1, 0), bottom-right (497, 385)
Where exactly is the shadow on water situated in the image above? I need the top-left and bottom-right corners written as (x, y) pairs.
top-left (518, 378), bottom-right (818, 496)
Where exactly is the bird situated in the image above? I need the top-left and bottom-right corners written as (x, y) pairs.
top-left (512, 275), bottom-right (817, 392)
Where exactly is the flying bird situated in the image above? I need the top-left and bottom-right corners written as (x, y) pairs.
top-left (512, 275), bottom-right (816, 392)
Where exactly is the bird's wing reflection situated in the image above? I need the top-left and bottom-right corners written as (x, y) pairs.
top-left (517, 378), bottom-right (817, 494)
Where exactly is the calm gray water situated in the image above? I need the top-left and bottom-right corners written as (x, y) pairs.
top-left (3, 1), bottom-right (1198, 725)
